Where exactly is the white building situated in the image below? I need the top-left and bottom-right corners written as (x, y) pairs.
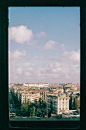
top-left (47, 93), bottom-right (70, 115)
top-left (29, 83), bottom-right (49, 88)
top-left (20, 92), bottom-right (40, 104)
top-left (23, 83), bottom-right (29, 87)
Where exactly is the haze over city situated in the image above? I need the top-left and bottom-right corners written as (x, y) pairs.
top-left (9, 7), bottom-right (80, 84)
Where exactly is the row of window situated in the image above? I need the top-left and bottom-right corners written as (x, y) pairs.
top-left (59, 105), bottom-right (68, 108)
top-left (59, 108), bottom-right (68, 111)
top-left (59, 102), bottom-right (69, 104)
top-left (22, 95), bottom-right (30, 97)
top-left (59, 98), bottom-right (68, 100)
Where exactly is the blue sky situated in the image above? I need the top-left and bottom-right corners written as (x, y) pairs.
top-left (9, 7), bottom-right (80, 84)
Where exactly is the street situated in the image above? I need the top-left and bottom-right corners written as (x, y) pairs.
top-left (9, 117), bottom-right (80, 121)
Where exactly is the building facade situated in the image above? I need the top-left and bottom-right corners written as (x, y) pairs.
top-left (47, 93), bottom-right (70, 115)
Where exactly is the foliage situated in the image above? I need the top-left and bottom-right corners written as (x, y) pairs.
top-left (21, 100), bottom-right (40, 116)
top-left (21, 103), bottom-right (28, 113)
top-left (35, 108), bottom-right (40, 116)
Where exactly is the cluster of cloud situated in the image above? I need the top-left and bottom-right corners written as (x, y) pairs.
top-left (9, 59), bottom-right (80, 83)
top-left (9, 25), bottom-right (48, 45)
top-left (9, 49), bottom-right (27, 60)
top-left (38, 40), bottom-right (58, 50)
top-left (9, 49), bottom-right (80, 83)
top-left (9, 25), bottom-right (33, 44)
top-left (29, 49), bottom-right (80, 64)
top-left (9, 25), bottom-right (58, 50)
top-left (44, 40), bottom-right (58, 50)
top-left (35, 32), bottom-right (47, 38)
top-left (9, 25), bottom-right (80, 83)
top-left (62, 49), bottom-right (80, 63)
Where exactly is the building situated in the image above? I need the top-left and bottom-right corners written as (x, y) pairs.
top-left (47, 93), bottom-right (70, 115)
top-left (27, 88), bottom-right (49, 102)
top-left (63, 83), bottom-right (77, 92)
top-left (29, 83), bottom-right (49, 88)
top-left (20, 92), bottom-right (40, 104)
top-left (74, 95), bottom-right (80, 109)
top-left (69, 92), bottom-right (80, 110)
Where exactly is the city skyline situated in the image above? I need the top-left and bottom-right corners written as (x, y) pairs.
top-left (9, 7), bottom-right (80, 84)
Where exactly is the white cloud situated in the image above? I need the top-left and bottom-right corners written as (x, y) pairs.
top-left (36, 32), bottom-right (47, 38)
top-left (9, 25), bottom-right (33, 44)
top-left (32, 55), bottom-right (38, 59)
top-left (60, 44), bottom-right (65, 51)
top-left (28, 55), bottom-right (46, 62)
top-left (29, 39), bottom-right (38, 46)
top-left (16, 67), bottom-right (22, 75)
top-left (9, 49), bottom-right (80, 83)
top-left (9, 58), bottom-right (80, 83)
top-left (49, 49), bottom-right (80, 64)
top-left (9, 49), bottom-right (27, 60)
top-left (63, 49), bottom-right (80, 63)
top-left (44, 62), bottom-right (80, 82)
top-left (42, 40), bottom-right (58, 50)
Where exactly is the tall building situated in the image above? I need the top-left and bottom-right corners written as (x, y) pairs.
top-left (47, 93), bottom-right (70, 115)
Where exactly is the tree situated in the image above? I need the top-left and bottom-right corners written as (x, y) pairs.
top-left (29, 107), bottom-right (34, 116)
top-left (21, 100), bottom-right (39, 117)
top-left (34, 99), bottom-right (37, 104)
top-left (35, 108), bottom-right (40, 116)
top-left (27, 99), bottom-right (31, 105)
top-left (21, 103), bottom-right (28, 116)
top-left (42, 102), bottom-right (47, 109)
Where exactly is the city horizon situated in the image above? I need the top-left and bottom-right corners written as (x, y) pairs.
top-left (9, 82), bottom-right (80, 84)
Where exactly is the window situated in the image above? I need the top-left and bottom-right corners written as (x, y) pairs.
top-left (59, 108), bottom-right (61, 111)
top-left (8, 5), bottom-right (80, 130)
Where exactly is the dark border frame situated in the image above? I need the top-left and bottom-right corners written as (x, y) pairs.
top-left (0, 0), bottom-right (86, 130)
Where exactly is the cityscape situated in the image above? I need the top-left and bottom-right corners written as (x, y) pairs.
top-left (9, 82), bottom-right (80, 120)
top-left (9, 7), bottom-right (80, 121)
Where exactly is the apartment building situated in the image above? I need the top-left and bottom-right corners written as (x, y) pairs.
top-left (20, 92), bottom-right (40, 104)
top-left (17, 90), bottom-right (25, 101)
top-left (47, 93), bottom-right (70, 115)
top-left (63, 83), bottom-right (77, 93)
top-left (40, 90), bottom-right (49, 102)
top-left (27, 88), bottom-right (49, 102)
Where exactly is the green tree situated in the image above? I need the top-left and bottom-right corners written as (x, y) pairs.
top-left (29, 107), bottom-right (34, 116)
top-left (21, 103), bottom-right (28, 116)
top-left (21, 100), bottom-right (38, 117)
top-left (35, 108), bottom-right (40, 116)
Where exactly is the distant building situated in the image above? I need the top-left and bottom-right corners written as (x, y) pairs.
top-left (63, 83), bottom-right (77, 92)
top-left (29, 83), bottom-right (49, 88)
top-left (23, 83), bottom-right (29, 87)
top-left (14, 83), bottom-right (23, 86)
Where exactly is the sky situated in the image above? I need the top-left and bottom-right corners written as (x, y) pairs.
top-left (8, 7), bottom-right (80, 84)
